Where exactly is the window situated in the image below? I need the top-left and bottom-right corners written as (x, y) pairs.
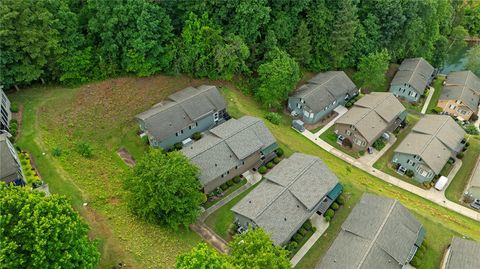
top-left (449, 104), bottom-right (456, 110)
top-left (456, 100), bottom-right (461, 104)
top-left (346, 130), bottom-right (351, 136)
top-left (297, 103), bottom-right (302, 109)
top-left (213, 112), bottom-right (220, 122)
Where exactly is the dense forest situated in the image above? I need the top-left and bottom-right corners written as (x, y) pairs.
top-left (1, 0), bottom-right (479, 94)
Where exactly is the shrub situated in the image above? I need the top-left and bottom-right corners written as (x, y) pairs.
top-left (273, 157), bottom-right (281, 164)
top-left (52, 147), bottom-right (62, 157)
top-left (192, 132), bottom-right (202, 140)
top-left (173, 142), bottom-right (183, 150)
top-left (410, 256), bottom-right (421, 267)
top-left (10, 119), bottom-right (17, 124)
top-left (336, 195), bottom-right (346, 205)
top-left (227, 179), bottom-right (234, 187)
top-left (302, 220), bottom-right (312, 231)
top-left (470, 114), bottom-right (478, 121)
top-left (76, 142), bottom-right (93, 158)
top-left (464, 124), bottom-right (479, 135)
top-left (286, 241), bottom-right (298, 253)
top-left (331, 202), bottom-right (339, 211)
top-left (447, 158), bottom-right (454, 164)
top-left (141, 135), bottom-right (149, 145)
top-left (232, 176), bottom-right (241, 183)
top-left (276, 148), bottom-right (284, 157)
top-left (432, 107), bottom-right (443, 114)
top-left (9, 127), bottom-right (17, 137)
top-left (266, 162), bottom-right (274, 169)
top-left (292, 233), bottom-right (303, 243)
top-left (359, 150), bottom-right (365, 156)
top-left (465, 141), bottom-right (470, 147)
top-left (265, 112), bottom-right (282, 125)
top-left (9, 122), bottom-right (17, 129)
top-left (220, 183), bottom-right (229, 191)
top-left (324, 215), bottom-right (331, 222)
top-left (372, 137), bottom-right (387, 151)
top-left (456, 152), bottom-right (464, 159)
top-left (258, 166), bottom-right (267, 174)
top-left (405, 169), bottom-right (414, 178)
top-left (325, 209), bottom-right (335, 219)
top-left (10, 102), bottom-right (19, 113)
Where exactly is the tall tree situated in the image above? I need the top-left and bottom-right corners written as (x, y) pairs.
top-left (176, 243), bottom-right (233, 269)
top-left (229, 228), bottom-right (291, 269)
top-left (288, 21), bottom-right (312, 67)
top-left (307, 0), bottom-right (333, 71)
top-left (255, 48), bottom-right (300, 109)
top-left (0, 183), bottom-right (99, 268)
top-left (228, 0), bottom-right (271, 46)
top-left (466, 45), bottom-right (480, 76)
top-left (329, 0), bottom-right (358, 68)
top-left (354, 49), bottom-right (391, 91)
top-left (124, 150), bottom-right (204, 230)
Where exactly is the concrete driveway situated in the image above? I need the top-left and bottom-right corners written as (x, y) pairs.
top-left (358, 135), bottom-right (397, 166)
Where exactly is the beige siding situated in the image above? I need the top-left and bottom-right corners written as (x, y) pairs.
top-left (438, 99), bottom-right (474, 120)
top-left (335, 123), bottom-right (369, 151)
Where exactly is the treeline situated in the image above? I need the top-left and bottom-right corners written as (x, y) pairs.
top-left (0, 0), bottom-right (475, 94)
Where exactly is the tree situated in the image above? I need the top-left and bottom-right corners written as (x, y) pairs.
top-left (228, 0), bottom-right (271, 46)
top-left (329, 0), bottom-right (358, 68)
top-left (124, 149), bottom-right (204, 229)
top-left (288, 21), bottom-right (312, 66)
top-left (0, 183), bottom-right (99, 268)
top-left (307, 0), bottom-right (334, 70)
top-left (176, 243), bottom-right (234, 269)
top-left (255, 48), bottom-right (300, 109)
top-left (229, 228), bottom-right (291, 269)
top-left (466, 45), bottom-right (480, 76)
top-left (354, 49), bottom-right (391, 91)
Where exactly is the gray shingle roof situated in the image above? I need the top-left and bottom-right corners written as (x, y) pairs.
top-left (317, 194), bottom-right (423, 269)
top-left (292, 71), bottom-right (357, 113)
top-left (0, 134), bottom-right (21, 183)
top-left (232, 153), bottom-right (339, 245)
top-left (391, 58), bottom-right (434, 94)
top-left (440, 71), bottom-right (480, 111)
top-left (445, 237), bottom-right (480, 269)
top-left (181, 116), bottom-right (276, 187)
top-left (135, 86), bottom-right (226, 141)
top-left (336, 92), bottom-right (406, 143)
top-left (395, 115), bottom-right (465, 174)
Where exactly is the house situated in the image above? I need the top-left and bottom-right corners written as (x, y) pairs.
top-left (317, 194), bottom-right (426, 269)
top-left (0, 133), bottom-right (26, 186)
top-left (334, 92), bottom-right (407, 151)
top-left (1, 87), bottom-right (12, 132)
top-left (181, 116), bottom-right (278, 193)
top-left (231, 153), bottom-right (341, 245)
top-left (437, 71), bottom-right (480, 121)
top-left (390, 58), bottom-right (434, 103)
top-left (442, 237), bottom-right (480, 269)
top-left (288, 71), bottom-right (358, 124)
top-left (393, 115), bottom-right (465, 182)
top-left (135, 85), bottom-right (227, 150)
top-left (466, 158), bottom-right (480, 201)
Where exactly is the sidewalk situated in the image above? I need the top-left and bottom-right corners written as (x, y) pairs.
top-left (299, 131), bottom-right (480, 222)
top-left (420, 86), bottom-right (435, 114)
top-left (290, 214), bottom-right (330, 267)
top-left (313, 105), bottom-right (348, 136)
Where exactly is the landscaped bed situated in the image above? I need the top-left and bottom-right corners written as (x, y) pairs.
top-left (203, 177), bottom-right (247, 209)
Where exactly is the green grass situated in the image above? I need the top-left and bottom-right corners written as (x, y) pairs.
top-left (319, 126), bottom-right (360, 159)
top-left (289, 229), bottom-right (315, 257)
top-left (202, 180), bottom-right (247, 209)
top-left (445, 137), bottom-right (480, 203)
top-left (440, 162), bottom-right (454, 177)
top-left (373, 114), bottom-right (425, 188)
top-left (426, 78), bottom-right (445, 113)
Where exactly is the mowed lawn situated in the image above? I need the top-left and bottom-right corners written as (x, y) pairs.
top-left (10, 75), bottom-right (480, 269)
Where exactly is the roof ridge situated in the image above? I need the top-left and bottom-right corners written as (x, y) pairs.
top-left (355, 200), bottom-right (399, 268)
top-left (416, 116), bottom-right (450, 160)
top-left (406, 59), bottom-right (423, 86)
top-left (350, 93), bottom-right (390, 131)
top-left (252, 157), bottom-right (318, 220)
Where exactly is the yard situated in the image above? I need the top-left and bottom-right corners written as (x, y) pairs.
top-left (426, 77), bottom-right (445, 113)
top-left (318, 126), bottom-right (361, 159)
top-left (9, 75), bottom-right (480, 269)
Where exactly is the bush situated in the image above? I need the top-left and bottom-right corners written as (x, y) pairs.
top-left (232, 176), bottom-right (241, 183)
top-left (76, 142), bottom-right (93, 158)
top-left (324, 215), bottom-right (331, 222)
top-left (273, 157), bottom-right (281, 164)
top-left (302, 220), bottom-right (312, 231)
top-left (372, 137), bottom-right (387, 151)
top-left (265, 112), bottom-right (282, 125)
top-left (432, 107), bottom-right (443, 114)
top-left (456, 152), bottom-right (464, 159)
top-left (276, 148), bottom-right (284, 157)
top-left (10, 119), bottom-right (17, 124)
top-left (173, 142), bottom-right (183, 150)
top-left (9, 122), bottom-right (17, 129)
top-left (470, 114), bottom-right (478, 121)
top-left (292, 233), bottom-right (303, 243)
top-left (220, 183), bottom-right (229, 191)
top-left (405, 169), bottom-right (414, 178)
top-left (325, 209), bottom-right (335, 219)
top-left (266, 162), bottom-right (274, 169)
top-left (336, 194), bottom-right (346, 205)
top-left (192, 132), bottom-right (202, 140)
top-left (227, 179), bottom-right (234, 187)
top-left (141, 135), bottom-right (149, 145)
top-left (464, 124), bottom-right (479, 135)
top-left (410, 256), bottom-right (421, 267)
top-left (258, 166), bottom-right (267, 174)
top-left (359, 150), bottom-right (365, 156)
top-left (465, 141), bottom-right (470, 147)
top-left (52, 147), bottom-right (62, 157)
top-left (9, 127), bottom-right (17, 137)
top-left (331, 202), bottom-right (339, 210)
top-left (10, 102), bottom-right (19, 113)
top-left (286, 241), bottom-right (298, 253)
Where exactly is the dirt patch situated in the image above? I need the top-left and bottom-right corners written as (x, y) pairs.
top-left (117, 147), bottom-right (136, 167)
top-left (109, 196), bottom-right (121, 205)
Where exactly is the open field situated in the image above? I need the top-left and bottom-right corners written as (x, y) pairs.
top-left (9, 74), bottom-right (480, 268)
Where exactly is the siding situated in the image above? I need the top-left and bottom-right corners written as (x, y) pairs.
top-left (335, 123), bottom-right (369, 151)
top-left (288, 95), bottom-right (349, 124)
top-left (392, 152), bottom-right (435, 182)
top-left (390, 84), bottom-right (421, 103)
top-left (437, 99), bottom-right (474, 120)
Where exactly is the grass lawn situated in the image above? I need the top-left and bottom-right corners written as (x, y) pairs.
top-left (202, 180), bottom-right (247, 209)
top-left (9, 75), bottom-right (480, 268)
top-left (445, 136), bottom-right (480, 203)
top-left (426, 78), bottom-right (445, 113)
top-left (373, 114), bottom-right (426, 188)
top-left (319, 126), bottom-right (361, 159)
top-left (440, 162), bottom-right (454, 177)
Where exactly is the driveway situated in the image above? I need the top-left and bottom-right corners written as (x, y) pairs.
top-left (290, 214), bottom-right (329, 267)
top-left (358, 135), bottom-right (397, 166)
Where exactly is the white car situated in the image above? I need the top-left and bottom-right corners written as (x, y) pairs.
top-left (434, 176), bottom-right (448, 191)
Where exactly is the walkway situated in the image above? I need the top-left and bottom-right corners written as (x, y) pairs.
top-left (358, 135), bottom-right (397, 167)
top-left (314, 105), bottom-right (348, 136)
top-left (190, 222), bottom-right (229, 253)
top-left (290, 214), bottom-right (330, 267)
top-left (300, 131), bottom-right (480, 222)
top-left (421, 86), bottom-right (435, 114)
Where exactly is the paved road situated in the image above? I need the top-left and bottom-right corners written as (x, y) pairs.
top-left (421, 86), bottom-right (435, 114)
top-left (301, 129), bottom-right (480, 222)
top-left (290, 214), bottom-right (329, 267)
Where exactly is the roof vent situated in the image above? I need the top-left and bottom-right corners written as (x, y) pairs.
top-left (248, 200), bottom-right (251, 204)
top-left (284, 217), bottom-right (287, 221)
top-left (297, 205), bottom-right (300, 208)
top-left (215, 163), bottom-right (217, 167)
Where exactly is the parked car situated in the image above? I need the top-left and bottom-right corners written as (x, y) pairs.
top-left (471, 199), bottom-right (480, 210)
top-left (434, 176), bottom-right (448, 191)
